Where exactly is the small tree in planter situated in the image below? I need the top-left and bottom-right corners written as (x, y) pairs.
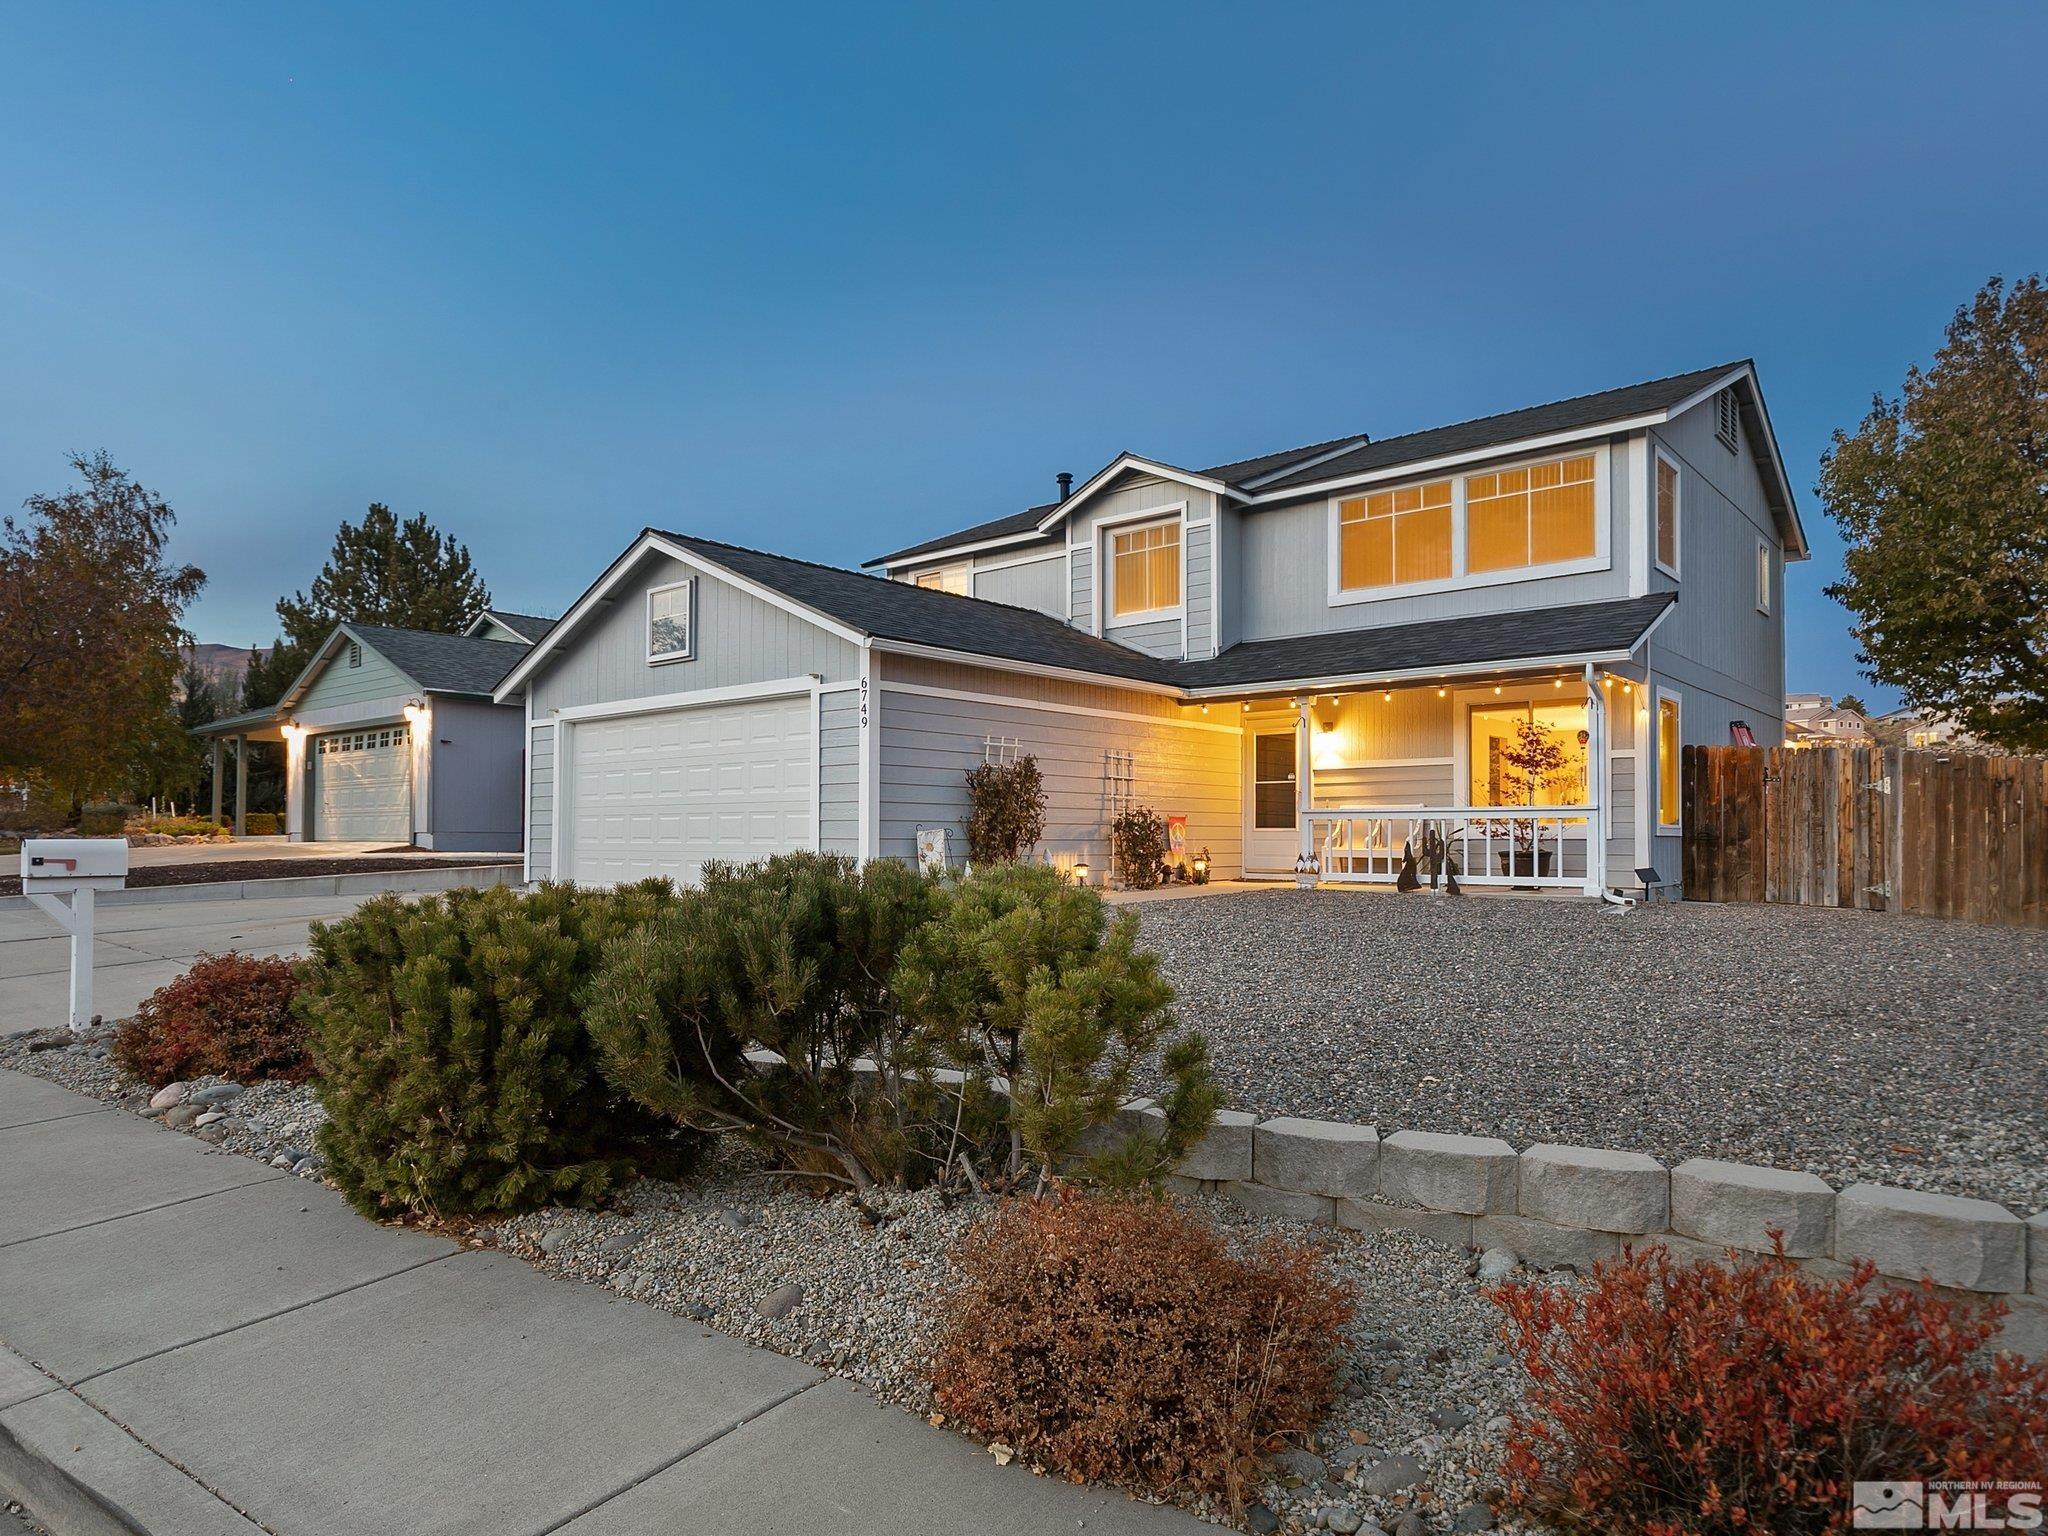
top-left (1493, 716), bottom-right (1575, 878)
top-left (1109, 806), bottom-right (1169, 890)
top-left (964, 757), bottom-right (1046, 864)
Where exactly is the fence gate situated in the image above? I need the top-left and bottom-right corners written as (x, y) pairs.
top-left (1682, 745), bottom-right (2048, 927)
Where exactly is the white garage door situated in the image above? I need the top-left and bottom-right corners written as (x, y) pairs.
top-left (565, 693), bottom-right (814, 887)
top-left (313, 725), bottom-right (412, 843)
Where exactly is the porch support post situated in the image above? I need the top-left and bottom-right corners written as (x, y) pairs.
top-left (1296, 699), bottom-right (1314, 865)
top-left (209, 738), bottom-right (223, 824)
top-left (232, 735), bottom-right (248, 838)
top-left (1583, 663), bottom-right (1605, 896)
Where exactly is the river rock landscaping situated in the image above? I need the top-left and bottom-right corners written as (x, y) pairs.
top-left (1133, 889), bottom-right (2048, 1211)
top-left (0, 1026), bottom-right (1542, 1535)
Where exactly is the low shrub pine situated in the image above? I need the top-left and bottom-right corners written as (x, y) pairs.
top-left (1491, 1242), bottom-right (2048, 1535)
top-left (930, 1189), bottom-right (1354, 1507)
top-left (302, 881), bottom-right (701, 1220)
top-left (113, 951), bottom-right (308, 1086)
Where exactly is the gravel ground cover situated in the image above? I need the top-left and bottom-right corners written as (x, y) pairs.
top-left (1134, 889), bottom-right (2048, 1211)
top-left (1, 1030), bottom-right (1541, 1535)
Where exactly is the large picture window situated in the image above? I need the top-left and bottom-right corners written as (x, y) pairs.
top-left (1338, 480), bottom-right (1452, 590)
top-left (1469, 701), bottom-right (1589, 808)
top-left (1467, 453), bottom-right (1597, 573)
top-left (1108, 518), bottom-right (1181, 619)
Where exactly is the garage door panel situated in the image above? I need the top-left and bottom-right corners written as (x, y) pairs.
top-left (313, 726), bottom-right (412, 843)
top-left (565, 695), bottom-right (814, 887)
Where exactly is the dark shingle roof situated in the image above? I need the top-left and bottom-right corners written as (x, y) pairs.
top-left (870, 503), bottom-right (1061, 567)
top-left (867, 361), bottom-right (1749, 564)
top-left (1181, 594), bottom-right (1675, 692)
top-left (482, 610), bottom-right (556, 643)
top-left (663, 532), bottom-right (1673, 696)
top-left (656, 533), bottom-right (1179, 687)
top-left (347, 624), bottom-right (534, 698)
top-left (1248, 364), bottom-right (1744, 493)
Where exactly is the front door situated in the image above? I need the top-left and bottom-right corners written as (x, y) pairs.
top-left (1246, 728), bottom-right (1300, 873)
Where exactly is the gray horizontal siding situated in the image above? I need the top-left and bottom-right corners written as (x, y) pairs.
top-left (1068, 545), bottom-right (1093, 631)
top-left (528, 722), bottom-right (554, 874)
top-left (1606, 751), bottom-right (1635, 883)
top-left (1186, 522), bottom-right (1214, 659)
top-left (297, 642), bottom-right (415, 711)
top-left (530, 553), bottom-right (859, 714)
top-left (874, 665), bottom-right (1241, 876)
top-left (1313, 761), bottom-right (1454, 807)
top-left (972, 553), bottom-right (1065, 617)
top-left (818, 688), bottom-right (861, 856)
top-left (1101, 614), bottom-right (1182, 660)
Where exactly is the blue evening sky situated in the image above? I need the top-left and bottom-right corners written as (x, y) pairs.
top-left (5, 4), bottom-right (2044, 706)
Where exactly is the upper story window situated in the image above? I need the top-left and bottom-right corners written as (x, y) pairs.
top-left (1657, 690), bottom-right (1683, 832)
top-left (1466, 453), bottom-right (1597, 573)
top-left (1108, 518), bottom-right (1181, 620)
top-left (1338, 480), bottom-right (1451, 590)
top-left (647, 578), bottom-right (693, 662)
top-left (1716, 389), bottom-right (1740, 452)
top-left (914, 564), bottom-right (970, 596)
top-left (1331, 448), bottom-right (1605, 603)
top-left (1654, 452), bottom-right (1681, 575)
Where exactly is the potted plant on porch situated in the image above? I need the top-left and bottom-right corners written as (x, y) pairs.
top-left (1493, 716), bottom-right (1574, 883)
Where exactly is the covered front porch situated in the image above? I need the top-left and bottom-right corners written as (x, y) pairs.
top-left (1215, 663), bottom-right (1648, 895)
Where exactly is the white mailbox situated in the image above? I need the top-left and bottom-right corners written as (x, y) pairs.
top-left (21, 837), bottom-right (127, 1032)
top-left (22, 838), bottom-right (129, 891)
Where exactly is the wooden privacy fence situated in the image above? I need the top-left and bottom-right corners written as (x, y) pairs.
top-left (1683, 745), bottom-right (2048, 927)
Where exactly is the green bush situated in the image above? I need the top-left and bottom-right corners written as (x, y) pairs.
top-left (893, 862), bottom-right (1217, 1187)
top-left (138, 815), bottom-right (228, 839)
top-left (1110, 806), bottom-right (1169, 889)
top-left (77, 802), bottom-right (137, 836)
top-left (302, 881), bottom-right (701, 1220)
top-left (586, 852), bottom-right (954, 1196)
top-left (241, 812), bottom-right (282, 836)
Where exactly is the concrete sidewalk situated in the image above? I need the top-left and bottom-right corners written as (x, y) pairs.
top-left (0, 1070), bottom-right (1207, 1536)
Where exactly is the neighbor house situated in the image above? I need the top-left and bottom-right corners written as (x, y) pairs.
top-left (500, 361), bottom-right (1803, 892)
top-left (196, 616), bottom-right (551, 849)
top-left (1784, 692), bottom-right (1875, 748)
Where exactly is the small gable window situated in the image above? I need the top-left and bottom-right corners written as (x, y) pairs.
top-left (1716, 389), bottom-right (1740, 452)
top-left (647, 578), bottom-right (694, 663)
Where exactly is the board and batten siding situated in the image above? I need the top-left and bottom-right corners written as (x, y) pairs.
top-left (875, 654), bottom-right (1242, 875)
top-left (527, 722), bottom-right (554, 873)
top-left (527, 553), bottom-right (860, 716)
top-left (1234, 438), bottom-right (1638, 641)
top-left (1185, 521), bottom-right (1215, 659)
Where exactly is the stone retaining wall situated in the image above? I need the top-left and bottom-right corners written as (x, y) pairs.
top-left (1117, 1102), bottom-right (2048, 1359)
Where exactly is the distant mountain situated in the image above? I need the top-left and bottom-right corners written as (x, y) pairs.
top-left (183, 642), bottom-right (267, 697)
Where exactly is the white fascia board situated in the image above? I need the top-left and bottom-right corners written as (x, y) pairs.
top-left (1031, 455), bottom-right (1233, 535)
top-left (866, 637), bottom-right (1186, 699)
top-left (493, 531), bottom-right (870, 702)
top-left (547, 674), bottom-right (821, 724)
top-left (1183, 648), bottom-right (1642, 700)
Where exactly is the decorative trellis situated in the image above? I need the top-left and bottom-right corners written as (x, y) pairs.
top-left (982, 735), bottom-right (1023, 767)
top-left (1104, 748), bottom-right (1136, 816)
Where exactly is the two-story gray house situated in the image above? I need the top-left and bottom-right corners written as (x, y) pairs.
top-left (499, 361), bottom-right (1804, 893)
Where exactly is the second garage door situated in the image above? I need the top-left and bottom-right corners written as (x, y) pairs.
top-left (312, 725), bottom-right (413, 843)
top-left (564, 693), bottom-right (815, 887)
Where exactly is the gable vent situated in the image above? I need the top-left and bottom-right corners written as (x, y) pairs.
top-left (1716, 389), bottom-right (1740, 452)
top-left (347, 641), bottom-right (362, 669)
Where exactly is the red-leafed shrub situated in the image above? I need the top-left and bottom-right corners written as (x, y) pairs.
top-left (1492, 1243), bottom-right (2048, 1536)
top-left (930, 1190), bottom-right (1354, 1506)
top-left (114, 951), bottom-right (309, 1087)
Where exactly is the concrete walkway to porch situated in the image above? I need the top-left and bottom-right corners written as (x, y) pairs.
top-left (0, 1070), bottom-right (1206, 1536)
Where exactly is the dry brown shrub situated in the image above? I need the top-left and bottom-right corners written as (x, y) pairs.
top-left (930, 1188), bottom-right (1354, 1507)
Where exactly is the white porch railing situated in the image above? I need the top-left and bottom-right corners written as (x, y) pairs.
top-left (1308, 806), bottom-right (1598, 891)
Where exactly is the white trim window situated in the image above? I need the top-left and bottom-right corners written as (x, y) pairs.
top-left (1654, 450), bottom-right (1681, 577)
top-left (1329, 446), bottom-right (1608, 605)
top-left (1755, 537), bottom-right (1773, 614)
top-left (1655, 688), bottom-right (1682, 834)
top-left (1107, 517), bottom-right (1182, 621)
top-left (912, 563), bottom-right (970, 595)
top-left (646, 578), bottom-right (694, 663)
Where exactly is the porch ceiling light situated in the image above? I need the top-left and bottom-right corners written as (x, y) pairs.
top-left (1381, 691), bottom-right (1391, 702)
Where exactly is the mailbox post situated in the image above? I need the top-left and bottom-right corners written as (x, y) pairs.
top-left (21, 838), bottom-right (129, 1033)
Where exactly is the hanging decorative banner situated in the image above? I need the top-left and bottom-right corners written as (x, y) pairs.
top-left (1165, 814), bottom-right (1188, 858)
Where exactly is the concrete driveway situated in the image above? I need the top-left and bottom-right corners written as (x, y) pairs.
top-left (0, 894), bottom-right (361, 1036)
